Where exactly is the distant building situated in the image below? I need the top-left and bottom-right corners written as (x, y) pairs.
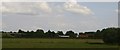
top-left (79, 33), bottom-right (88, 38)
top-left (58, 35), bottom-right (70, 38)
top-left (79, 32), bottom-right (95, 38)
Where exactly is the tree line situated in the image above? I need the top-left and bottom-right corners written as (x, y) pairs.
top-left (2, 29), bottom-right (78, 38)
top-left (1, 27), bottom-right (120, 44)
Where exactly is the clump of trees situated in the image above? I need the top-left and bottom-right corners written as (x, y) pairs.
top-left (101, 28), bottom-right (120, 44)
top-left (65, 31), bottom-right (77, 38)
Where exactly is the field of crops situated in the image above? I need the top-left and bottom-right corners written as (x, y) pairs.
top-left (2, 38), bottom-right (119, 48)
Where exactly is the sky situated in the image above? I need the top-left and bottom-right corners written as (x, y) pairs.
top-left (1, 0), bottom-right (118, 33)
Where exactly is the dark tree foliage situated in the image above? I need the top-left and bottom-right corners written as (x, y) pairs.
top-left (94, 30), bottom-right (103, 39)
top-left (36, 29), bottom-right (44, 33)
top-left (23, 29), bottom-right (45, 38)
top-left (65, 31), bottom-right (77, 38)
top-left (35, 29), bottom-right (45, 38)
top-left (56, 31), bottom-right (64, 35)
top-left (101, 28), bottom-right (119, 44)
top-left (18, 29), bottom-right (24, 33)
top-left (118, 28), bottom-right (120, 45)
top-left (45, 30), bottom-right (58, 38)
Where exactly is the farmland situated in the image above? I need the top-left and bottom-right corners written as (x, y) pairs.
top-left (2, 38), bottom-right (119, 48)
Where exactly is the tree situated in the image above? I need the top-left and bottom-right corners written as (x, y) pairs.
top-left (94, 30), bottom-right (103, 39)
top-left (118, 28), bottom-right (120, 45)
top-left (18, 29), bottom-right (24, 33)
top-left (36, 29), bottom-right (44, 33)
top-left (51, 31), bottom-right (58, 38)
top-left (35, 29), bottom-right (45, 38)
top-left (10, 31), bottom-right (13, 33)
top-left (102, 28), bottom-right (119, 44)
top-left (26, 30), bottom-right (30, 33)
top-left (56, 31), bottom-right (64, 35)
top-left (24, 30), bottom-right (35, 38)
top-left (65, 31), bottom-right (76, 38)
top-left (45, 30), bottom-right (56, 38)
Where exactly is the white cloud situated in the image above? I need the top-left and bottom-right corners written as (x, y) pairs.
top-left (37, 2), bottom-right (52, 13)
top-left (1, 2), bottom-right (34, 14)
top-left (64, 0), bottom-right (94, 15)
top-left (1, 1), bottom-right (93, 15)
top-left (1, 2), bottom-right (52, 14)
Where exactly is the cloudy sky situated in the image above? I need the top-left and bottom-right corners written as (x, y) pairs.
top-left (1, 0), bottom-right (118, 33)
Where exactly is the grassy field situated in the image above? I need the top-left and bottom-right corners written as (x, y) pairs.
top-left (2, 38), bottom-right (119, 48)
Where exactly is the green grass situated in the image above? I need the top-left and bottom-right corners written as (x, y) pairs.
top-left (2, 38), bottom-right (119, 48)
